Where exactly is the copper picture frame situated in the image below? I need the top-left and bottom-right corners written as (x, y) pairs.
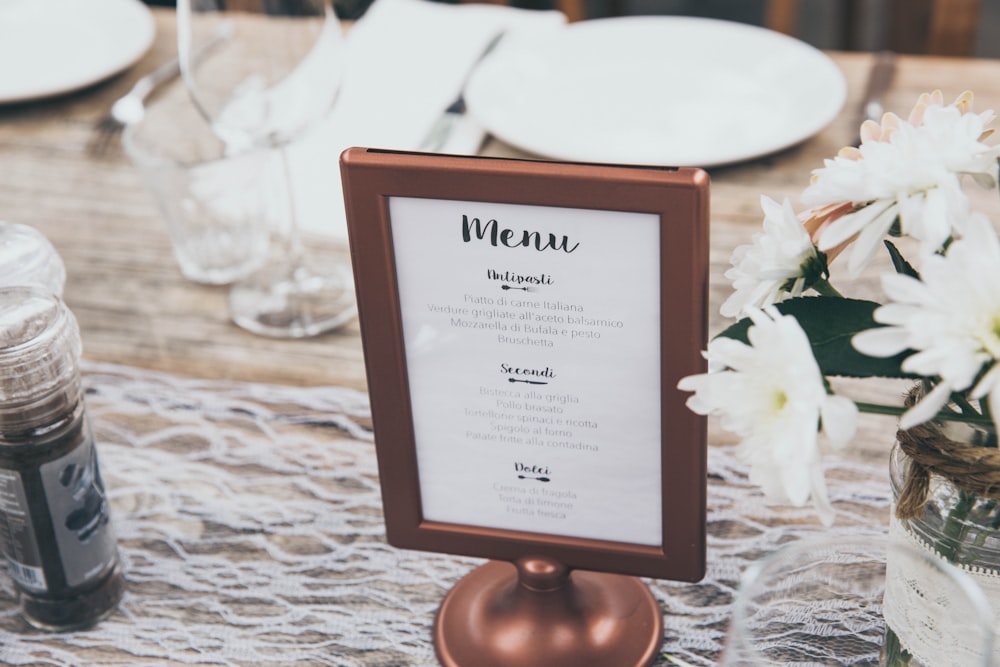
top-left (340, 148), bottom-right (709, 583)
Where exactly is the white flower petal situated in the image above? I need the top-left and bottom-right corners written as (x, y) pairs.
top-left (675, 307), bottom-right (856, 525)
top-left (720, 197), bottom-right (820, 316)
top-left (970, 363), bottom-right (1000, 400)
top-left (990, 382), bottom-right (1000, 433)
top-left (912, 186), bottom-right (953, 254)
top-left (900, 382), bottom-right (954, 429)
top-left (821, 395), bottom-right (859, 446)
top-left (806, 97), bottom-right (1000, 259)
top-left (817, 202), bottom-right (891, 251)
top-left (846, 205), bottom-right (900, 276)
top-left (759, 194), bottom-right (784, 220)
top-left (880, 272), bottom-right (932, 306)
top-left (860, 219), bottom-right (1000, 409)
top-left (676, 372), bottom-right (706, 392)
top-left (852, 327), bottom-right (909, 357)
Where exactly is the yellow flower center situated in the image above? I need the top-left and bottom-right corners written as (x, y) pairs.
top-left (981, 312), bottom-right (1000, 359)
top-left (772, 390), bottom-right (789, 414)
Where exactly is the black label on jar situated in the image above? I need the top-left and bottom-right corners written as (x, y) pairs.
top-left (0, 469), bottom-right (47, 591)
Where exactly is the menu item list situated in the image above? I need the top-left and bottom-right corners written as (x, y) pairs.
top-left (390, 196), bottom-right (663, 546)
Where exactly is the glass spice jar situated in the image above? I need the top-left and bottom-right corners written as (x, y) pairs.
top-left (0, 286), bottom-right (124, 630)
top-left (0, 220), bottom-right (66, 296)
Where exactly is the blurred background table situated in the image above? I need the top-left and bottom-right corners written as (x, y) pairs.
top-left (2, 6), bottom-right (1000, 666)
top-left (4, 9), bottom-right (1000, 392)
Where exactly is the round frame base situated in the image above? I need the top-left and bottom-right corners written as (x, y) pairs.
top-left (434, 557), bottom-right (663, 667)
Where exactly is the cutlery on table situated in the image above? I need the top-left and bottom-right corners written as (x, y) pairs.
top-left (418, 31), bottom-right (506, 154)
top-left (87, 22), bottom-right (233, 156)
top-left (852, 50), bottom-right (896, 145)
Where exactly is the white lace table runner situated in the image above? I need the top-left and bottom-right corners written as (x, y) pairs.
top-left (0, 362), bottom-right (893, 666)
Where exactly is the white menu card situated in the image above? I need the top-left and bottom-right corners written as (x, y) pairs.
top-left (390, 196), bottom-right (663, 546)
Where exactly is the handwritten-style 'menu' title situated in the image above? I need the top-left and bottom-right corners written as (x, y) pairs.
top-left (462, 215), bottom-right (579, 253)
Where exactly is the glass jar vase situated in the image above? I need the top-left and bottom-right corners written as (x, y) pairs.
top-left (886, 420), bottom-right (1000, 667)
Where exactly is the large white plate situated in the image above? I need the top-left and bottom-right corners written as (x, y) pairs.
top-left (464, 16), bottom-right (847, 167)
top-left (0, 0), bottom-right (155, 104)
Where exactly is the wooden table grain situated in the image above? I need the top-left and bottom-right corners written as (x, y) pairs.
top-left (2, 8), bottom-right (999, 398)
top-left (3, 8), bottom-right (1000, 665)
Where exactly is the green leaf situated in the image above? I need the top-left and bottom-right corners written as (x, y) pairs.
top-left (715, 297), bottom-right (915, 379)
top-left (884, 240), bottom-right (920, 279)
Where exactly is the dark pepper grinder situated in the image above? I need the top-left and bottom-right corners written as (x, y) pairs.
top-left (0, 286), bottom-right (124, 630)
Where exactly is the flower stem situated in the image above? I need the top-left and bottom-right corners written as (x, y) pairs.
top-left (952, 393), bottom-right (983, 419)
top-left (812, 279), bottom-right (844, 298)
top-left (854, 401), bottom-right (907, 417)
top-left (938, 490), bottom-right (977, 562)
top-left (853, 401), bottom-right (994, 426)
top-left (882, 627), bottom-right (912, 666)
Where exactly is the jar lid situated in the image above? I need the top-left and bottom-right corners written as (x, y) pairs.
top-left (0, 221), bottom-right (65, 297)
top-left (0, 287), bottom-right (81, 430)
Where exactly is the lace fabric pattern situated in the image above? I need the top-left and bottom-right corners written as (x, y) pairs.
top-left (0, 363), bottom-right (893, 666)
top-left (886, 514), bottom-right (1000, 666)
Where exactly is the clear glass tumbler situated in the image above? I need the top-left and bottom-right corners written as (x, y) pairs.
top-left (722, 533), bottom-right (994, 666)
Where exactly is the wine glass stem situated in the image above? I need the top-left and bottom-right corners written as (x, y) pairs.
top-left (276, 146), bottom-right (306, 270)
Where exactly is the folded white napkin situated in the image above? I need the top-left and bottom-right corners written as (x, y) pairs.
top-left (287, 0), bottom-right (566, 240)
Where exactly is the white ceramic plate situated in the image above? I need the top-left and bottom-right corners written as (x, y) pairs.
top-left (0, 0), bottom-right (155, 104)
top-left (464, 16), bottom-right (847, 167)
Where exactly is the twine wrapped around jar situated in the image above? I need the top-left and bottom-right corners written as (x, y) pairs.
top-left (894, 385), bottom-right (1000, 520)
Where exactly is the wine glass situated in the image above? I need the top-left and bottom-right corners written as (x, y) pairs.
top-left (176, 0), bottom-right (355, 338)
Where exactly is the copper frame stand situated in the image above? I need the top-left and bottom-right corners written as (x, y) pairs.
top-left (434, 555), bottom-right (663, 667)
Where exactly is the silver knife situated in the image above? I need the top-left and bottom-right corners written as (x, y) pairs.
top-left (418, 31), bottom-right (506, 153)
top-left (853, 50), bottom-right (896, 144)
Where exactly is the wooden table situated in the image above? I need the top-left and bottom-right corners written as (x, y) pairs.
top-left (1, 9), bottom-right (998, 394)
top-left (4, 7), bottom-right (1000, 666)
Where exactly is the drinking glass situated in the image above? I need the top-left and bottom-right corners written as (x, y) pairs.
top-left (176, 0), bottom-right (355, 337)
top-left (122, 88), bottom-right (272, 286)
top-left (722, 534), bottom-right (995, 666)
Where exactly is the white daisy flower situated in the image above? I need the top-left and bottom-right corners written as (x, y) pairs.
top-left (853, 215), bottom-right (1000, 430)
top-left (678, 307), bottom-right (858, 525)
top-left (720, 196), bottom-right (827, 318)
top-left (802, 92), bottom-right (1000, 276)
